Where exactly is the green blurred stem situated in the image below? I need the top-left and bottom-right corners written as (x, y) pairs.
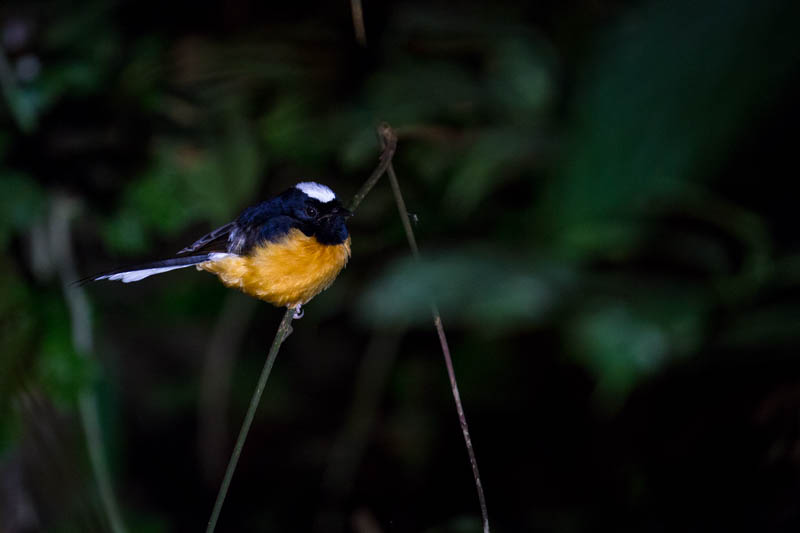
top-left (50, 197), bottom-right (127, 533)
top-left (208, 121), bottom-right (399, 532)
top-left (384, 142), bottom-right (490, 533)
top-left (78, 393), bottom-right (127, 533)
top-left (206, 307), bottom-right (295, 533)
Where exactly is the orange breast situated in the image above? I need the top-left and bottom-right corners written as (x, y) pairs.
top-left (199, 229), bottom-right (351, 307)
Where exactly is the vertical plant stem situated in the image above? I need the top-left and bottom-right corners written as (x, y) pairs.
top-left (384, 138), bottom-right (490, 533)
top-left (206, 307), bottom-right (295, 533)
top-left (78, 393), bottom-right (127, 533)
top-left (49, 197), bottom-right (127, 533)
top-left (349, 0), bottom-right (367, 46)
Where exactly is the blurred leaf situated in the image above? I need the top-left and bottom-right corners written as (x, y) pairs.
top-left (0, 87), bottom-right (40, 133)
top-left (444, 128), bottom-right (538, 216)
top-left (339, 121), bottom-right (382, 172)
top-left (4, 1), bottom-right (122, 130)
top-left (488, 36), bottom-right (555, 120)
top-left (260, 95), bottom-right (333, 164)
top-left (0, 263), bottom-right (36, 362)
top-left (37, 61), bottom-right (106, 102)
top-left (0, 172), bottom-right (46, 248)
top-left (569, 305), bottom-right (669, 408)
top-left (101, 206), bottom-right (149, 255)
top-left (566, 284), bottom-right (707, 408)
top-left (102, 110), bottom-right (261, 253)
top-left (541, 0), bottom-right (800, 257)
top-left (119, 37), bottom-right (166, 110)
top-left (128, 164), bottom-right (196, 234)
top-left (0, 263), bottom-right (36, 454)
top-left (43, 1), bottom-right (115, 51)
top-left (358, 249), bottom-right (573, 332)
top-left (365, 61), bottom-right (478, 124)
top-left (36, 298), bottom-right (96, 407)
top-left (401, 141), bottom-right (458, 185)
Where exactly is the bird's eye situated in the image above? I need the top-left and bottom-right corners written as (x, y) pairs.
top-left (305, 206), bottom-right (318, 218)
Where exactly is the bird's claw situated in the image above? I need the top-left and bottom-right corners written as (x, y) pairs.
top-left (293, 304), bottom-right (304, 319)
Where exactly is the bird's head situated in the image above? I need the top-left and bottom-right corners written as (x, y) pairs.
top-left (283, 181), bottom-right (352, 245)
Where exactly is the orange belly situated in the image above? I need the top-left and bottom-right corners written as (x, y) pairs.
top-left (198, 229), bottom-right (351, 307)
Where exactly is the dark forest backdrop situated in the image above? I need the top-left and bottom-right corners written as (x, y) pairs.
top-left (2, 0), bottom-right (800, 531)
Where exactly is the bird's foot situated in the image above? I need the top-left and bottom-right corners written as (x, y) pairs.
top-left (292, 304), bottom-right (304, 319)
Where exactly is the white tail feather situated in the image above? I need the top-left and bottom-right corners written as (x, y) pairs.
top-left (96, 264), bottom-right (195, 283)
top-left (94, 253), bottom-right (235, 283)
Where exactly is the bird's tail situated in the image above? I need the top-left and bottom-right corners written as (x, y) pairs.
top-left (79, 254), bottom-right (214, 285)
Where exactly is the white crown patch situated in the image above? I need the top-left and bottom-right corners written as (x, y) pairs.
top-left (296, 182), bottom-right (336, 203)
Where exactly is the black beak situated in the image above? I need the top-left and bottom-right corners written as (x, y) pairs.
top-left (321, 207), bottom-right (353, 220)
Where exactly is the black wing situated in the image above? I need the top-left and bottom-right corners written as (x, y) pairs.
top-left (177, 222), bottom-right (237, 255)
top-left (176, 219), bottom-right (267, 256)
top-left (177, 198), bottom-right (297, 256)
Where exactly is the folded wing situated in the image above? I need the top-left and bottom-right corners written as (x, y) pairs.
top-left (178, 222), bottom-right (237, 254)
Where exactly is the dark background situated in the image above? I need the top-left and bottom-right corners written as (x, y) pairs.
top-left (2, 0), bottom-right (800, 531)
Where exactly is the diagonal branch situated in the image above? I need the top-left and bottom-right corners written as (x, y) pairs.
top-left (205, 306), bottom-right (295, 533)
top-left (347, 123), bottom-right (398, 213)
top-left (382, 126), bottom-right (491, 533)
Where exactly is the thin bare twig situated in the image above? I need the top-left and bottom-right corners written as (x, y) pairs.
top-left (383, 129), bottom-right (490, 533)
top-left (206, 306), bottom-right (295, 533)
top-left (349, 0), bottom-right (368, 47)
top-left (431, 310), bottom-right (489, 533)
top-left (206, 123), bottom-right (399, 532)
top-left (347, 122), bottom-right (398, 213)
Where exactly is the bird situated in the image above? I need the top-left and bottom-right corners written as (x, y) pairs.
top-left (86, 182), bottom-right (352, 318)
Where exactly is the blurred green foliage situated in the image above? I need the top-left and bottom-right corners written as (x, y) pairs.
top-left (1, 0), bottom-right (799, 531)
top-left (0, 172), bottom-right (45, 247)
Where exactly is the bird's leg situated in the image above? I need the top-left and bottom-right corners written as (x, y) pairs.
top-left (292, 304), bottom-right (304, 319)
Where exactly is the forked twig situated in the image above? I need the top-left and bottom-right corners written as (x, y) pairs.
top-left (347, 122), bottom-right (398, 213)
